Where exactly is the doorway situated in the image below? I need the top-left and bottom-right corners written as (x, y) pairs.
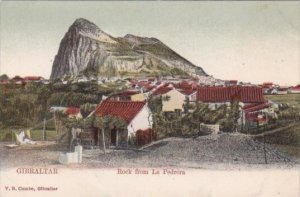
top-left (111, 128), bottom-right (117, 146)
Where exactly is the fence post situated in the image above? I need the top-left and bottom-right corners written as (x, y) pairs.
top-left (102, 128), bottom-right (106, 154)
top-left (43, 118), bottom-right (46, 141)
top-left (116, 130), bottom-right (119, 147)
top-left (54, 112), bottom-right (58, 135)
top-left (263, 134), bottom-right (268, 164)
top-left (11, 129), bottom-right (14, 144)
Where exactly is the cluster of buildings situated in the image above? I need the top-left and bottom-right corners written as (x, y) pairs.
top-left (3, 74), bottom-right (297, 147)
top-left (261, 82), bottom-right (300, 95)
top-left (0, 76), bottom-right (49, 85)
top-left (51, 77), bottom-right (292, 148)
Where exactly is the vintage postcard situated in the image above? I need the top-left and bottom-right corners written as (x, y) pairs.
top-left (0, 1), bottom-right (299, 197)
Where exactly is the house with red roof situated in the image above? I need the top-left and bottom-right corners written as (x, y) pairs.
top-left (65, 107), bottom-right (82, 119)
top-left (197, 86), bottom-right (267, 126)
top-left (174, 81), bottom-right (198, 102)
top-left (11, 76), bottom-right (25, 85)
top-left (242, 102), bottom-right (270, 127)
top-left (277, 86), bottom-right (289, 95)
top-left (152, 83), bottom-right (189, 112)
top-left (92, 100), bottom-right (152, 147)
top-left (137, 80), bottom-right (156, 92)
top-left (160, 88), bottom-right (188, 112)
top-left (225, 80), bottom-right (238, 86)
top-left (0, 79), bottom-right (10, 85)
top-left (151, 83), bottom-right (171, 95)
top-left (151, 82), bottom-right (197, 112)
top-left (289, 85), bottom-right (300, 94)
top-left (50, 106), bottom-right (82, 119)
top-left (197, 86), bottom-right (274, 127)
top-left (262, 82), bottom-right (273, 89)
top-left (179, 89), bottom-right (197, 102)
top-left (152, 83), bottom-right (173, 96)
top-left (197, 86), bottom-right (265, 106)
top-left (173, 80), bottom-right (191, 89)
top-left (261, 82), bottom-right (275, 94)
top-left (23, 76), bottom-right (44, 82)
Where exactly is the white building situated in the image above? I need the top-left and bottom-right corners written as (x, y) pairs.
top-left (93, 100), bottom-right (152, 146)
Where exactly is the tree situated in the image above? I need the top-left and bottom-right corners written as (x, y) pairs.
top-left (148, 95), bottom-right (162, 113)
top-left (221, 101), bottom-right (240, 132)
top-left (80, 103), bottom-right (97, 118)
top-left (93, 115), bottom-right (127, 152)
top-left (0, 74), bottom-right (9, 80)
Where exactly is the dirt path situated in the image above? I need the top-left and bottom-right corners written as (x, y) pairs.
top-left (249, 122), bottom-right (297, 137)
top-left (0, 133), bottom-right (295, 170)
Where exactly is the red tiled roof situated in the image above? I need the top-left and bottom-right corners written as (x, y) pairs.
top-left (197, 86), bottom-right (265, 103)
top-left (152, 84), bottom-right (173, 95)
top-left (0, 80), bottom-right (10, 84)
top-left (12, 76), bottom-right (24, 81)
top-left (242, 103), bottom-right (261, 110)
top-left (290, 85), bottom-right (300, 91)
top-left (179, 89), bottom-right (196, 95)
top-left (290, 87), bottom-right (300, 91)
top-left (137, 81), bottom-right (155, 92)
top-left (245, 112), bottom-right (258, 121)
top-left (262, 82), bottom-right (273, 88)
top-left (130, 79), bottom-right (137, 85)
top-left (24, 76), bottom-right (43, 81)
top-left (243, 102), bottom-right (269, 112)
top-left (65, 107), bottom-right (81, 116)
top-left (245, 113), bottom-right (267, 123)
top-left (153, 87), bottom-right (172, 95)
top-left (244, 103), bottom-right (269, 122)
top-left (174, 81), bottom-right (190, 89)
top-left (94, 100), bottom-right (145, 123)
top-left (190, 82), bottom-right (199, 89)
top-left (138, 81), bottom-right (151, 86)
top-left (142, 84), bottom-right (155, 92)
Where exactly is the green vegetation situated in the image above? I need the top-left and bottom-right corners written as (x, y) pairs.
top-left (170, 68), bottom-right (189, 77)
top-left (259, 94), bottom-right (300, 162)
top-left (80, 103), bottom-right (97, 118)
top-left (270, 144), bottom-right (300, 163)
top-left (266, 94), bottom-right (300, 110)
top-left (0, 81), bottom-right (125, 141)
top-left (148, 96), bottom-right (240, 139)
top-left (0, 128), bottom-right (57, 142)
top-left (135, 42), bottom-right (181, 60)
top-left (254, 122), bottom-right (300, 162)
top-left (29, 129), bottom-right (57, 141)
top-left (0, 74), bottom-right (9, 80)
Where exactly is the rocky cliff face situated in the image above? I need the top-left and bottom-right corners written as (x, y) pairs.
top-left (50, 18), bottom-right (208, 80)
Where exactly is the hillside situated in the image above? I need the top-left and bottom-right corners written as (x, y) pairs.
top-left (50, 18), bottom-right (208, 80)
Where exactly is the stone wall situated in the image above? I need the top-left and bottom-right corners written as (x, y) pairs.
top-left (200, 123), bottom-right (220, 135)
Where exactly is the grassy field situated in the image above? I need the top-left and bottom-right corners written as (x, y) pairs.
top-left (0, 128), bottom-right (57, 142)
top-left (256, 122), bottom-right (300, 161)
top-left (262, 94), bottom-right (300, 162)
top-left (266, 94), bottom-right (300, 109)
top-left (270, 144), bottom-right (300, 163)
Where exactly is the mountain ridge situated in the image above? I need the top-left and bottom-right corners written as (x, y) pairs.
top-left (50, 18), bottom-right (208, 80)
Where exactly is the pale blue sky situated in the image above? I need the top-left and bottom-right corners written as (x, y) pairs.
top-left (1, 1), bottom-right (299, 85)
